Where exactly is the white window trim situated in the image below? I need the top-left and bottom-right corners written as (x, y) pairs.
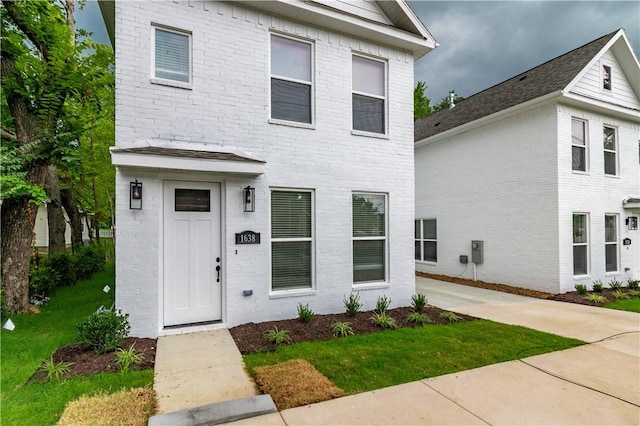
top-left (352, 192), bottom-right (389, 287)
top-left (351, 53), bottom-right (388, 137)
top-left (605, 213), bottom-right (619, 274)
top-left (604, 125), bottom-right (618, 177)
top-left (573, 212), bottom-right (590, 278)
top-left (150, 24), bottom-right (193, 89)
top-left (269, 188), bottom-right (315, 294)
top-left (268, 33), bottom-right (315, 127)
top-left (571, 117), bottom-right (589, 174)
top-left (415, 219), bottom-right (437, 264)
top-left (601, 61), bottom-right (613, 93)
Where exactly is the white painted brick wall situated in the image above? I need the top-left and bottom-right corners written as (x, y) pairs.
top-left (416, 101), bottom-right (640, 294)
top-left (114, 1), bottom-right (416, 336)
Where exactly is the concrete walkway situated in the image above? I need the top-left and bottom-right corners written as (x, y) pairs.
top-left (152, 278), bottom-right (640, 425)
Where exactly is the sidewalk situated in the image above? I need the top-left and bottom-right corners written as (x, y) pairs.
top-left (152, 278), bottom-right (640, 425)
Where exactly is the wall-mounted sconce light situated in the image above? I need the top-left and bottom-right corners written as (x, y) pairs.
top-left (130, 180), bottom-right (142, 210)
top-left (626, 216), bottom-right (638, 230)
top-left (243, 186), bottom-right (255, 212)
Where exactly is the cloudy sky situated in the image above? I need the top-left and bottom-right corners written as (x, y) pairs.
top-left (77, 1), bottom-right (640, 103)
top-left (409, 1), bottom-right (640, 102)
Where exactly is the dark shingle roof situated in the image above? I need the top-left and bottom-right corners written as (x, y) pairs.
top-left (415, 30), bottom-right (619, 142)
top-left (110, 146), bottom-right (265, 163)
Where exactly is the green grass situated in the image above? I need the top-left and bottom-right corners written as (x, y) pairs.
top-left (244, 321), bottom-right (583, 394)
top-left (1, 262), bottom-right (154, 426)
top-left (605, 298), bottom-right (640, 312)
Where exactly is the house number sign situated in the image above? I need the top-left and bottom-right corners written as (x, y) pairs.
top-left (235, 230), bottom-right (260, 245)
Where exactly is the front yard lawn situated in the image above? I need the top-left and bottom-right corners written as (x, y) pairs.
top-left (244, 320), bottom-right (583, 395)
top-left (605, 298), bottom-right (640, 313)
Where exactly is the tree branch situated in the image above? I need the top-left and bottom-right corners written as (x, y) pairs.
top-left (1, 128), bottom-right (18, 141)
top-left (2, 0), bottom-right (50, 60)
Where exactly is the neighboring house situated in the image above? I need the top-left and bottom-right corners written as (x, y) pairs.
top-left (414, 29), bottom-right (640, 294)
top-left (100, 1), bottom-right (436, 337)
top-left (33, 204), bottom-right (90, 250)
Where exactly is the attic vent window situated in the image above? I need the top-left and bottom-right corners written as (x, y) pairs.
top-left (519, 75), bottom-right (527, 81)
top-left (602, 65), bottom-right (612, 91)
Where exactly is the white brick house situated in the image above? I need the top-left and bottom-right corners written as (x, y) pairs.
top-left (100, 1), bottom-right (436, 337)
top-left (414, 29), bottom-right (640, 294)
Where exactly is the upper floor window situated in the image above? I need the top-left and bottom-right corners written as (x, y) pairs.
top-left (153, 26), bottom-right (191, 84)
top-left (352, 55), bottom-right (386, 134)
top-left (571, 118), bottom-right (587, 172)
top-left (270, 35), bottom-right (313, 124)
top-left (604, 126), bottom-right (617, 176)
top-left (415, 219), bottom-right (437, 262)
top-left (352, 193), bottom-right (387, 283)
top-left (602, 64), bottom-right (612, 91)
top-left (573, 213), bottom-right (589, 276)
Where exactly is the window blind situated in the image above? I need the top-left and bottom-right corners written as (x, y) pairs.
top-left (155, 28), bottom-right (189, 82)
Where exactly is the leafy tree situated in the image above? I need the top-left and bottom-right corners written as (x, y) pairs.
top-left (413, 80), bottom-right (431, 121)
top-left (1, 0), bottom-right (113, 313)
top-left (432, 91), bottom-right (465, 113)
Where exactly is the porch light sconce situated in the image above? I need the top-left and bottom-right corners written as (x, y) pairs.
top-left (130, 180), bottom-right (142, 210)
top-left (626, 217), bottom-right (638, 230)
top-left (243, 186), bottom-right (255, 212)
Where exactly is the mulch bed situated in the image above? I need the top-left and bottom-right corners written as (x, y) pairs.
top-left (229, 306), bottom-right (476, 354)
top-left (547, 289), bottom-right (621, 306)
top-left (29, 337), bottom-right (156, 382)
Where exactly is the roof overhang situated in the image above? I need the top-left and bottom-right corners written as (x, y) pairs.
top-left (110, 141), bottom-right (265, 176)
top-left (623, 197), bottom-right (640, 210)
top-left (562, 92), bottom-right (640, 123)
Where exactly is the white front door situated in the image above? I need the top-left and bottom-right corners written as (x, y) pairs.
top-left (163, 181), bottom-right (222, 326)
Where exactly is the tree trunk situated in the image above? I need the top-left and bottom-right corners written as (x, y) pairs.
top-left (1, 161), bottom-right (48, 314)
top-left (45, 165), bottom-right (66, 255)
top-left (60, 176), bottom-right (84, 252)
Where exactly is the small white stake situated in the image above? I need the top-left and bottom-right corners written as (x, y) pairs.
top-left (103, 285), bottom-right (111, 293)
top-left (3, 319), bottom-right (15, 331)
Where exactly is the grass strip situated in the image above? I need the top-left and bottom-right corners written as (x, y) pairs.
top-left (605, 298), bottom-right (640, 313)
top-left (244, 320), bottom-right (583, 395)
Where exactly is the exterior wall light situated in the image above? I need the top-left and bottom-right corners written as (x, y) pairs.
top-left (626, 216), bottom-right (637, 230)
top-left (130, 180), bottom-right (142, 210)
top-left (243, 186), bottom-right (255, 212)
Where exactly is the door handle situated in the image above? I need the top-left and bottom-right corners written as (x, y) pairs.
top-left (216, 265), bottom-right (221, 282)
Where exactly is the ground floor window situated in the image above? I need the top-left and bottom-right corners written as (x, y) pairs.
top-left (605, 214), bottom-right (618, 273)
top-left (415, 219), bottom-right (437, 262)
top-left (352, 193), bottom-right (387, 283)
top-left (271, 189), bottom-right (313, 290)
top-left (573, 213), bottom-right (589, 276)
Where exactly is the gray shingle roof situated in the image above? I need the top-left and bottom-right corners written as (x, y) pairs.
top-left (110, 146), bottom-right (265, 163)
top-left (415, 30), bottom-right (619, 142)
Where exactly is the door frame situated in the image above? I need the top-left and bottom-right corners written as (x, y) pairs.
top-left (159, 177), bottom-right (226, 330)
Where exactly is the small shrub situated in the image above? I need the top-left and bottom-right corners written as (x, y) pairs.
top-left (374, 295), bottom-right (391, 315)
top-left (75, 243), bottom-right (106, 279)
top-left (48, 251), bottom-right (77, 288)
top-left (627, 280), bottom-right (640, 290)
top-left (343, 292), bottom-right (362, 317)
top-left (612, 289), bottom-right (629, 300)
top-left (39, 356), bottom-right (73, 382)
top-left (77, 309), bottom-right (131, 354)
top-left (369, 312), bottom-right (398, 329)
top-left (331, 321), bottom-right (354, 337)
top-left (406, 311), bottom-right (430, 326)
top-left (584, 294), bottom-right (607, 305)
top-left (627, 289), bottom-right (640, 298)
top-left (574, 284), bottom-right (588, 295)
top-left (439, 311), bottom-right (462, 323)
top-left (115, 343), bottom-right (145, 372)
top-left (592, 280), bottom-right (603, 292)
top-left (296, 303), bottom-right (315, 323)
top-left (608, 279), bottom-right (623, 291)
top-left (410, 293), bottom-right (427, 313)
top-left (265, 326), bottom-right (291, 345)
top-left (29, 264), bottom-right (54, 297)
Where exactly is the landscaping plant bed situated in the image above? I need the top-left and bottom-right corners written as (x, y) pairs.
top-left (29, 337), bottom-right (156, 382)
top-left (548, 288), bottom-right (625, 306)
top-left (230, 306), bottom-right (476, 354)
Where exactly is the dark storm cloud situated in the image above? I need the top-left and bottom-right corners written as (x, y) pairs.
top-left (410, 1), bottom-right (640, 103)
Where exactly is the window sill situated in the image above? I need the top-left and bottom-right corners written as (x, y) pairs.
top-left (268, 119), bottom-right (315, 130)
top-left (352, 282), bottom-right (390, 291)
top-left (416, 260), bottom-right (437, 265)
top-left (269, 288), bottom-right (315, 299)
top-left (571, 170), bottom-right (589, 175)
top-left (351, 130), bottom-right (389, 139)
top-left (605, 272), bottom-right (621, 277)
top-left (150, 78), bottom-right (193, 90)
top-left (604, 174), bottom-right (620, 179)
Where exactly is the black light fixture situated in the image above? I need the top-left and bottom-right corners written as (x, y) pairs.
top-left (626, 216), bottom-right (638, 230)
top-left (130, 180), bottom-right (142, 210)
top-left (243, 186), bottom-right (255, 212)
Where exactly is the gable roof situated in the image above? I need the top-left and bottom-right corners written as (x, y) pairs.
top-left (415, 29), bottom-right (626, 143)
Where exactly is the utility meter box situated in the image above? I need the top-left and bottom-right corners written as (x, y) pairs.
top-left (471, 240), bottom-right (484, 264)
